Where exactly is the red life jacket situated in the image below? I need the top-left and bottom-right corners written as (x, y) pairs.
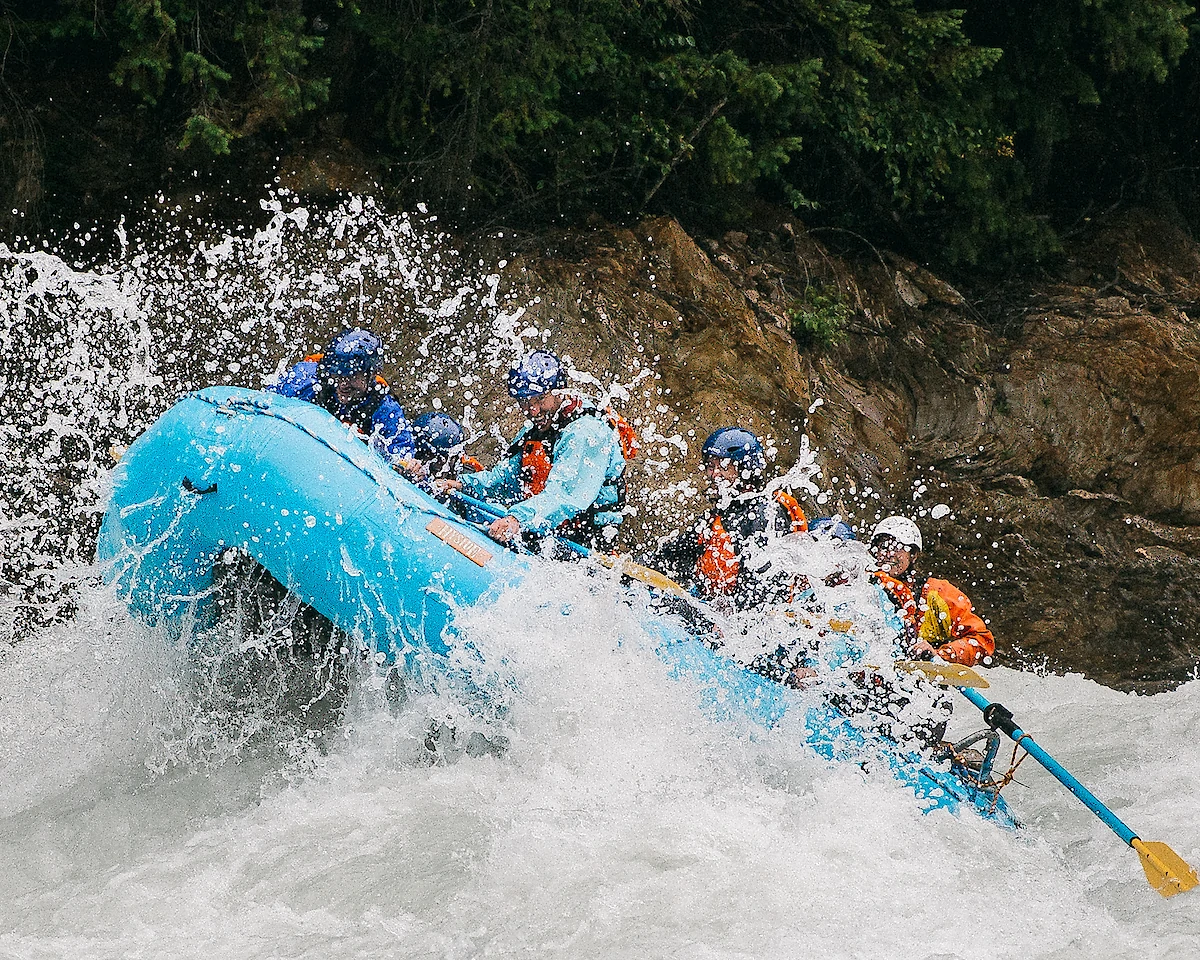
top-left (694, 490), bottom-right (807, 596)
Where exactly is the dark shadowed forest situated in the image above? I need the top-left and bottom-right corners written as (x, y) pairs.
top-left (2, 1), bottom-right (1198, 268)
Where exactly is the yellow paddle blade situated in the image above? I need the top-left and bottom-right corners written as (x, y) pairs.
top-left (1131, 839), bottom-right (1199, 898)
top-left (594, 554), bottom-right (688, 595)
top-left (894, 660), bottom-right (990, 689)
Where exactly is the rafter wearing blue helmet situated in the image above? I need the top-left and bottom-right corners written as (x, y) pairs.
top-left (267, 327), bottom-right (415, 467)
top-left (700, 426), bottom-right (767, 480)
top-left (443, 349), bottom-right (632, 550)
top-left (505, 349), bottom-right (567, 399)
top-left (411, 411), bottom-right (484, 481)
top-left (652, 426), bottom-right (807, 605)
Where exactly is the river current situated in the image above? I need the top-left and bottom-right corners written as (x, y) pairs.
top-left (1, 197), bottom-right (1197, 959)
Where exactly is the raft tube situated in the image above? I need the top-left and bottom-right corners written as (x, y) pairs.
top-left (96, 386), bottom-right (529, 690)
top-left (97, 386), bottom-right (1017, 828)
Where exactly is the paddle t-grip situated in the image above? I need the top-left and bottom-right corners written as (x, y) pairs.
top-left (983, 702), bottom-right (1020, 738)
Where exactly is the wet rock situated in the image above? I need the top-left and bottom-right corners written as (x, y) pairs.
top-left (278, 138), bottom-right (381, 197)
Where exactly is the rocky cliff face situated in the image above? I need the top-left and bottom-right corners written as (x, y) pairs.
top-left (440, 208), bottom-right (1200, 691)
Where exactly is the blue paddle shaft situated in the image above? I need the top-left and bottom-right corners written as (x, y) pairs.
top-left (450, 489), bottom-right (589, 558)
top-left (959, 686), bottom-right (1137, 845)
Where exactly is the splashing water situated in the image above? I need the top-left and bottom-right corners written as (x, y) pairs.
top-left (2, 196), bottom-right (1198, 958)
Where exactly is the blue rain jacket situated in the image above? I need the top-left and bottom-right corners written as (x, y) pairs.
top-left (267, 360), bottom-right (415, 466)
top-left (463, 413), bottom-right (625, 534)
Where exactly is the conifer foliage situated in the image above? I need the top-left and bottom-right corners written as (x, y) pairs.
top-left (1, 1), bottom-right (1196, 262)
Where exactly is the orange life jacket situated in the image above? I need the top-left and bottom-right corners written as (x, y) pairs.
top-left (520, 439), bottom-right (555, 496)
top-left (607, 408), bottom-right (641, 461)
top-left (773, 490), bottom-right (808, 533)
top-left (696, 515), bottom-right (740, 595)
top-left (461, 454), bottom-right (484, 473)
top-left (918, 577), bottom-right (996, 666)
top-left (694, 492), bottom-right (807, 597)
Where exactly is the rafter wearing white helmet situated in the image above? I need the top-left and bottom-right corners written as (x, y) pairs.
top-left (870, 515), bottom-right (923, 552)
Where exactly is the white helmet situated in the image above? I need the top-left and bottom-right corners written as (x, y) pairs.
top-left (870, 515), bottom-right (923, 551)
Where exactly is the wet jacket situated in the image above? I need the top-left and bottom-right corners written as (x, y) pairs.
top-left (876, 570), bottom-right (995, 666)
top-left (267, 359), bottom-right (415, 466)
top-left (654, 491), bottom-right (804, 604)
top-left (462, 396), bottom-right (626, 544)
top-left (872, 573), bottom-right (919, 644)
top-left (917, 577), bottom-right (995, 666)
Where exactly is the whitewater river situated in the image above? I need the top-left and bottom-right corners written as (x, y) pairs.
top-left (2, 196), bottom-right (1197, 958)
top-left (2, 570), bottom-right (1198, 960)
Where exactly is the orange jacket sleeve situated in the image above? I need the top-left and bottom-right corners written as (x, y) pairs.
top-left (872, 572), bottom-right (920, 642)
top-left (923, 578), bottom-right (995, 666)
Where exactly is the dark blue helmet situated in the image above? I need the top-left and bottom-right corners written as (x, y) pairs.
top-left (412, 411), bottom-right (465, 459)
top-left (809, 516), bottom-right (857, 541)
top-left (701, 426), bottom-right (766, 474)
top-left (507, 349), bottom-right (566, 399)
top-left (324, 328), bottom-right (384, 377)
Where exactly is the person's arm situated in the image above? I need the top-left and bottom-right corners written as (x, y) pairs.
top-left (370, 397), bottom-right (416, 464)
top-left (925, 578), bottom-right (995, 665)
top-left (460, 450), bottom-right (524, 504)
top-left (265, 360), bottom-right (317, 398)
top-left (872, 573), bottom-right (919, 645)
top-left (505, 419), bottom-right (616, 534)
top-left (651, 525), bottom-right (705, 585)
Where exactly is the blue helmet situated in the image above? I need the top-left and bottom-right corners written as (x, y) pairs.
top-left (323, 328), bottom-right (384, 377)
top-left (412, 411), bottom-right (465, 459)
top-left (701, 426), bottom-right (766, 474)
top-left (809, 516), bottom-right (857, 541)
top-left (507, 350), bottom-right (566, 399)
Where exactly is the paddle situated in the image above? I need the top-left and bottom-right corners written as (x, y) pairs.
top-left (894, 660), bottom-right (989, 688)
top-left (448, 488), bottom-right (689, 595)
top-left (959, 685), bottom-right (1197, 897)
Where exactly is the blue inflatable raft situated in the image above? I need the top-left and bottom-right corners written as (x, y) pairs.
top-left (97, 386), bottom-right (1017, 828)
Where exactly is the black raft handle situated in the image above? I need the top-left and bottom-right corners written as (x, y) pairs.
top-left (182, 477), bottom-right (218, 495)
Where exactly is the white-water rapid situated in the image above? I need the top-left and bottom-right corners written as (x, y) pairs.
top-left (2, 197), bottom-right (1197, 959)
